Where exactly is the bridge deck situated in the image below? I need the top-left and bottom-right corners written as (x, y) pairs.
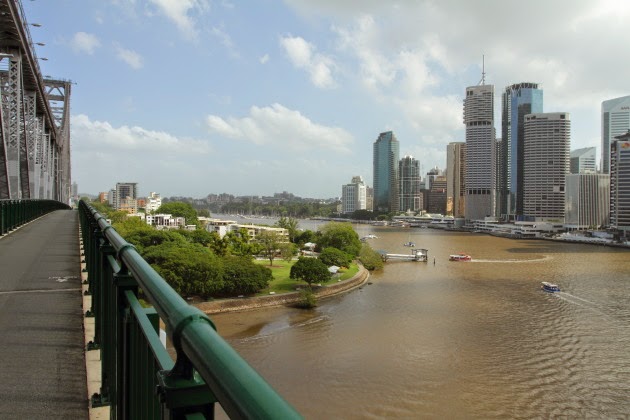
top-left (0, 210), bottom-right (88, 419)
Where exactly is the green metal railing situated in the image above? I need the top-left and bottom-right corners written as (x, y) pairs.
top-left (0, 199), bottom-right (70, 235)
top-left (78, 200), bottom-right (301, 419)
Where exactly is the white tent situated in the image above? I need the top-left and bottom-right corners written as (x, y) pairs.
top-left (328, 265), bottom-right (340, 274)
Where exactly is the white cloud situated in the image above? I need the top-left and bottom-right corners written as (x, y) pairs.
top-left (70, 32), bottom-right (101, 55)
top-left (259, 54), bottom-right (270, 64)
top-left (72, 114), bottom-right (210, 154)
top-left (115, 45), bottom-right (144, 69)
top-left (206, 103), bottom-right (353, 153)
top-left (280, 35), bottom-right (337, 89)
top-left (211, 25), bottom-right (239, 57)
top-left (148, 0), bottom-right (210, 39)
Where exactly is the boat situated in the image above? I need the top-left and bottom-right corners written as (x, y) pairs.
top-left (449, 253), bottom-right (472, 261)
top-left (541, 282), bottom-right (560, 292)
top-left (403, 241), bottom-right (415, 247)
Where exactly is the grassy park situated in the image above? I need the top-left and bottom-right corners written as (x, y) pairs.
top-left (254, 259), bottom-right (360, 296)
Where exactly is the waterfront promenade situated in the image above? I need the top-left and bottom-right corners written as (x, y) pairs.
top-left (0, 210), bottom-right (88, 419)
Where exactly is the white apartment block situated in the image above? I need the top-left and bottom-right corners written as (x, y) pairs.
top-left (341, 176), bottom-right (367, 214)
top-left (205, 219), bottom-right (289, 241)
top-left (146, 214), bottom-right (186, 229)
top-left (145, 192), bottom-right (162, 213)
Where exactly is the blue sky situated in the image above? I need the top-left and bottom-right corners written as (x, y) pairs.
top-left (23, 0), bottom-right (630, 198)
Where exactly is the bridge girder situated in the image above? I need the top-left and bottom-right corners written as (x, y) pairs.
top-left (0, 0), bottom-right (71, 203)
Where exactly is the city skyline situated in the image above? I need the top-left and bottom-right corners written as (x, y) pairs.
top-left (24, 1), bottom-right (630, 198)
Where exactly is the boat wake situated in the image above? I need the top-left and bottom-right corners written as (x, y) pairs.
top-left (554, 292), bottom-right (616, 321)
top-left (471, 255), bottom-right (551, 263)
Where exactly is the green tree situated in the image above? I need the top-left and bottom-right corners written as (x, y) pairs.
top-left (220, 256), bottom-right (272, 296)
top-left (319, 247), bottom-right (352, 268)
top-left (224, 228), bottom-right (259, 256)
top-left (197, 208), bottom-right (211, 218)
top-left (278, 242), bottom-right (297, 262)
top-left (276, 216), bottom-right (299, 242)
top-left (290, 257), bottom-right (331, 288)
top-left (358, 243), bottom-right (384, 271)
top-left (316, 222), bottom-right (362, 257)
top-left (156, 201), bottom-right (199, 227)
top-left (257, 230), bottom-right (284, 266)
top-left (143, 242), bottom-right (224, 298)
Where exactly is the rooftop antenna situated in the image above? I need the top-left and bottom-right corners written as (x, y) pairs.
top-left (478, 55), bottom-right (486, 85)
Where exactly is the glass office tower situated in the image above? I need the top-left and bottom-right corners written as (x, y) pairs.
top-left (373, 131), bottom-right (400, 213)
top-left (500, 83), bottom-right (543, 219)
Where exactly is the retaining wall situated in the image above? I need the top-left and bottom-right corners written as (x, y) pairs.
top-left (196, 265), bottom-right (369, 315)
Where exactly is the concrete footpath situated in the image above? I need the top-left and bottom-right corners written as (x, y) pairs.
top-left (0, 210), bottom-right (88, 419)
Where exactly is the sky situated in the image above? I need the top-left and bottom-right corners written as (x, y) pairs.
top-left (22, 0), bottom-right (630, 199)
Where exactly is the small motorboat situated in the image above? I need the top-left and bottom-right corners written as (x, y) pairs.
top-left (403, 241), bottom-right (415, 247)
top-left (541, 282), bottom-right (560, 292)
top-left (449, 253), bottom-right (471, 261)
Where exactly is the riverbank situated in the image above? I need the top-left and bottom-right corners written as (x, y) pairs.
top-left (195, 263), bottom-right (369, 315)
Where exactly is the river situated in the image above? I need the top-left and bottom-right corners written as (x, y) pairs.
top-left (211, 223), bottom-right (630, 419)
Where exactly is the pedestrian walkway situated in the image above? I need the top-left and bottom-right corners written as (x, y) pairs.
top-left (0, 210), bottom-right (88, 419)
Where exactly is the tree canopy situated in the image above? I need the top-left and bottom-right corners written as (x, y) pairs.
top-left (156, 201), bottom-right (199, 227)
top-left (316, 222), bottom-right (362, 257)
top-left (319, 247), bottom-right (352, 268)
top-left (290, 257), bottom-right (331, 287)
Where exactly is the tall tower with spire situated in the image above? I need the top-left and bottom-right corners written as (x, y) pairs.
top-left (463, 60), bottom-right (496, 221)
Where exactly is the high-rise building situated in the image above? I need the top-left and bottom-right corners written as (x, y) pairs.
top-left (601, 95), bottom-right (630, 174)
top-left (427, 175), bottom-right (447, 214)
top-left (610, 130), bottom-right (630, 234)
top-left (114, 182), bottom-right (138, 210)
top-left (570, 147), bottom-right (597, 174)
top-left (341, 176), bottom-right (367, 214)
top-left (398, 155), bottom-right (422, 213)
top-left (446, 142), bottom-right (466, 217)
top-left (145, 192), bottom-right (162, 213)
top-left (463, 84), bottom-right (496, 221)
top-left (500, 83), bottom-right (543, 218)
top-left (523, 113), bottom-right (570, 220)
top-left (373, 131), bottom-right (400, 213)
top-left (565, 173), bottom-right (610, 229)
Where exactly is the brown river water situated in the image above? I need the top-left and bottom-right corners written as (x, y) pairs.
top-left (211, 224), bottom-right (630, 419)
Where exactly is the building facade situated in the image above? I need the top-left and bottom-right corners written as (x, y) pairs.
top-left (464, 84), bottom-right (496, 221)
top-left (565, 173), bottom-right (610, 229)
top-left (601, 95), bottom-right (630, 174)
top-left (341, 176), bottom-right (367, 214)
top-left (427, 175), bottom-right (447, 214)
top-left (500, 83), bottom-right (543, 219)
top-left (145, 192), bottom-right (162, 213)
top-left (523, 113), bottom-right (571, 220)
top-left (446, 142), bottom-right (466, 217)
top-left (610, 131), bottom-right (630, 233)
top-left (570, 147), bottom-right (597, 174)
top-left (373, 131), bottom-right (400, 213)
top-left (398, 155), bottom-right (422, 213)
top-left (114, 182), bottom-right (138, 210)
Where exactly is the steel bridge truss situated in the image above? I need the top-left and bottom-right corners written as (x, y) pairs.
top-left (0, 0), bottom-right (71, 203)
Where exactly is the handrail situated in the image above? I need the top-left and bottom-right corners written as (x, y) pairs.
top-left (78, 200), bottom-right (301, 419)
top-left (0, 199), bottom-right (70, 235)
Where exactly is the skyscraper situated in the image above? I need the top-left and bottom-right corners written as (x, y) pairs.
top-left (570, 147), bottom-right (597, 174)
top-left (398, 155), bottom-right (421, 213)
top-left (114, 182), bottom-right (137, 210)
top-left (341, 176), bottom-right (367, 214)
top-left (463, 84), bottom-right (496, 221)
top-left (601, 95), bottom-right (630, 174)
top-left (523, 113), bottom-right (570, 220)
top-left (610, 130), bottom-right (630, 235)
top-left (446, 142), bottom-right (466, 217)
top-left (373, 131), bottom-right (400, 213)
top-left (500, 83), bottom-right (543, 218)
top-left (565, 173), bottom-right (610, 229)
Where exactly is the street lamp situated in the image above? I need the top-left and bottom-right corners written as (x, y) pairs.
top-left (39, 57), bottom-right (48, 61)
top-left (36, 42), bottom-right (45, 46)
top-left (31, 23), bottom-right (42, 27)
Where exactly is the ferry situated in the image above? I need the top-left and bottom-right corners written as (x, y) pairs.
top-left (449, 253), bottom-right (472, 262)
top-left (541, 282), bottom-right (561, 292)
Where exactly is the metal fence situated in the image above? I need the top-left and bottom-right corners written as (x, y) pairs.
top-left (0, 199), bottom-right (70, 235)
top-left (78, 200), bottom-right (301, 419)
